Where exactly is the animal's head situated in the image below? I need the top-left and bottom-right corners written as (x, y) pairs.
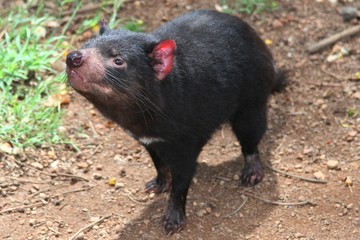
top-left (66, 18), bottom-right (176, 107)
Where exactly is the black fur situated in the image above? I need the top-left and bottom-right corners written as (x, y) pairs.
top-left (66, 10), bottom-right (285, 235)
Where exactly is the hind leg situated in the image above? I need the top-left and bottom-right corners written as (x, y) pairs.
top-left (231, 106), bottom-right (267, 186)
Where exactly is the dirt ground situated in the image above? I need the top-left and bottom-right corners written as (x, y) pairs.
top-left (1, 0), bottom-right (360, 239)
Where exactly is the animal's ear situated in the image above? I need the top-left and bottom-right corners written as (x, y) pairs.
top-left (99, 18), bottom-right (109, 35)
top-left (148, 40), bottom-right (177, 81)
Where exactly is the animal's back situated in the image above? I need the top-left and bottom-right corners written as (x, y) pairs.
top-left (151, 10), bottom-right (275, 137)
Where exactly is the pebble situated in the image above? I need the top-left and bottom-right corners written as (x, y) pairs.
top-left (93, 173), bottom-right (102, 180)
top-left (119, 167), bottom-right (126, 177)
top-left (313, 171), bottom-right (325, 180)
top-left (272, 19), bottom-right (283, 28)
top-left (29, 219), bottom-right (36, 226)
top-left (115, 182), bottom-right (125, 189)
top-left (95, 164), bottom-right (103, 171)
top-left (149, 193), bottom-right (155, 199)
top-left (31, 162), bottom-right (44, 170)
top-left (346, 203), bottom-right (354, 210)
top-left (326, 160), bottom-right (339, 169)
top-left (233, 174), bottom-right (240, 181)
top-left (39, 193), bottom-right (48, 200)
top-left (47, 151), bottom-right (56, 159)
top-left (196, 210), bottom-right (205, 217)
top-left (77, 162), bottom-right (89, 169)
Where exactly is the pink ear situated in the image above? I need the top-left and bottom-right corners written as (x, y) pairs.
top-left (149, 40), bottom-right (176, 80)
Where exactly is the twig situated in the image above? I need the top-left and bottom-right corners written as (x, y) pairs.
top-left (0, 202), bottom-right (45, 214)
top-left (61, 3), bottom-right (102, 17)
top-left (308, 82), bottom-right (343, 87)
top-left (123, 193), bottom-right (150, 206)
top-left (265, 163), bottom-right (328, 184)
top-left (48, 227), bottom-right (62, 236)
top-left (307, 25), bottom-right (360, 53)
top-left (87, 143), bottom-right (103, 159)
top-left (55, 173), bottom-right (90, 182)
top-left (88, 120), bottom-right (99, 137)
top-left (216, 176), bottom-right (231, 182)
top-left (243, 192), bottom-right (313, 206)
top-left (7, 177), bottom-right (52, 184)
top-left (69, 214), bottom-right (112, 240)
top-left (224, 196), bottom-right (248, 218)
top-left (14, 159), bottom-right (90, 182)
top-left (29, 188), bottom-right (52, 198)
top-left (321, 66), bottom-right (345, 81)
top-left (59, 202), bottom-right (68, 211)
top-left (56, 186), bottom-right (94, 197)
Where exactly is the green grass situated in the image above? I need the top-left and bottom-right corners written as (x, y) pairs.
top-left (0, 6), bottom-right (68, 149)
top-left (220, 0), bottom-right (278, 14)
top-left (0, 0), bottom-right (144, 151)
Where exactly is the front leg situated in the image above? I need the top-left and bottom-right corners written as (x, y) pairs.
top-left (157, 143), bottom-right (201, 235)
top-left (144, 147), bottom-right (172, 194)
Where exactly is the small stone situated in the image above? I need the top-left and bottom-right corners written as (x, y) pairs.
top-left (206, 207), bottom-right (212, 213)
top-left (295, 232), bottom-right (304, 238)
top-left (348, 130), bottom-right (358, 137)
top-left (193, 177), bottom-right (198, 184)
top-left (313, 171), bottom-right (325, 180)
top-left (298, 196), bottom-right (306, 202)
top-left (31, 162), bottom-right (44, 170)
top-left (196, 210), bottom-right (205, 217)
top-left (29, 219), bottom-right (36, 226)
top-left (77, 162), bottom-right (89, 169)
top-left (149, 193), bottom-right (155, 199)
top-left (95, 164), bottom-right (103, 171)
top-left (352, 91), bottom-right (360, 100)
top-left (272, 19), bottom-right (283, 28)
top-left (93, 173), bottom-right (102, 180)
top-left (295, 164), bottom-right (302, 169)
top-left (119, 167), bottom-right (126, 177)
top-left (39, 193), bottom-right (48, 200)
top-left (233, 174), bottom-right (240, 181)
top-left (9, 186), bottom-right (18, 191)
top-left (115, 182), bottom-right (125, 189)
top-left (327, 160), bottom-right (339, 169)
top-left (346, 203), bottom-right (354, 210)
top-left (47, 151), bottom-right (56, 159)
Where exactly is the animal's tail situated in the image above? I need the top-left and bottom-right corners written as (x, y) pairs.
top-left (271, 69), bottom-right (288, 93)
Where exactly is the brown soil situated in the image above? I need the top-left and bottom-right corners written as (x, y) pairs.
top-left (1, 0), bottom-right (359, 239)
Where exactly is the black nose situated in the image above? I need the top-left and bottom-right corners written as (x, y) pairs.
top-left (66, 50), bottom-right (83, 68)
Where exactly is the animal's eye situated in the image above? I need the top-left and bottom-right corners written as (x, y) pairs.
top-left (114, 59), bottom-right (124, 66)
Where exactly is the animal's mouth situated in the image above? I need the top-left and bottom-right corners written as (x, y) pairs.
top-left (66, 68), bottom-right (89, 91)
top-left (66, 67), bottom-right (114, 96)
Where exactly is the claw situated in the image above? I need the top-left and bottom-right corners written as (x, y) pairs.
top-left (163, 208), bottom-right (186, 235)
top-left (241, 153), bottom-right (264, 186)
top-left (145, 178), bottom-right (171, 194)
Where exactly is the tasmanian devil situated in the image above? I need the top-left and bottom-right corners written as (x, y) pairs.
top-left (66, 10), bottom-right (285, 235)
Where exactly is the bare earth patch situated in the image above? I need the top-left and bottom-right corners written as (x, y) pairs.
top-left (1, 1), bottom-right (359, 239)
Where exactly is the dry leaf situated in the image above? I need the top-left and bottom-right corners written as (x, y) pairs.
top-left (44, 93), bottom-right (70, 107)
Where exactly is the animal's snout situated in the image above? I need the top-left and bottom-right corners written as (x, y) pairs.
top-left (66, 50), bottom-right (83, 68)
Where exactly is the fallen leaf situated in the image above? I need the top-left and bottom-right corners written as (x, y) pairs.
top-left (44, 93), bottom-right (70, 107)
top-left (108, 177), bottom-right (117, 186)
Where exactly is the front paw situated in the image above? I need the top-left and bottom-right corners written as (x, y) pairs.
top-left (145, 178), bottom-right (171, 194)
top-left (163, 208), bottom-right (186, 235)
top-left (241, 154), bottom-right (264, 186)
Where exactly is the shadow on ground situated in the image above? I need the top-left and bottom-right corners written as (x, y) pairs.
top-left (117, 93), bottom-right (289, 239)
